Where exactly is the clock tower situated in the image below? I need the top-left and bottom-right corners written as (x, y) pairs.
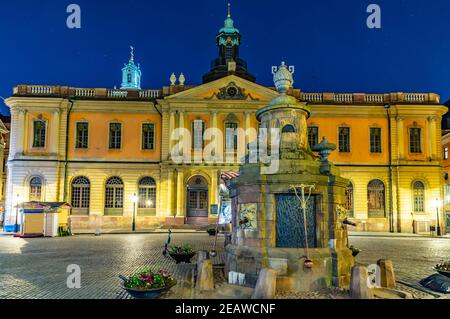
top-left (202, 4), bottom-right (256, 84)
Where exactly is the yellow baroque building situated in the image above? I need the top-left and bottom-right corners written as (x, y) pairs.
top-left (3, 8), bottom-right (448, 234)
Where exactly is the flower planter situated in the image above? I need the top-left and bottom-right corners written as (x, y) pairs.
top-left (169, 252), bottom-right (196, 264)
top-left (434, 261), bottom-right (450, 278)
top-left (119, 270), bottom-right (177, 299)
top-left (434, 268), bottom-right (450, 278)
top-left (121, 279), bottom-right (177, 299)
top-left (349, 246), bottom-right (361, 257)
top-left (207, 230), bottom-right (217, 237)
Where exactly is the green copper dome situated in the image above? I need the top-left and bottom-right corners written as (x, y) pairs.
top-left (219, 3), bottom-right (239, 34)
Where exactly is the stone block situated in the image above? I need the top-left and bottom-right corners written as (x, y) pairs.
top-left (251, 269), bottom-right (277, 299)
top-left (350, 265), bottom-right (374, 299)
top-left (197, 251), bottom-right (210, 276)
top-left (196, 260), bottom-right (214, 291)
top-left (377, 259), bottom-right (396, 289)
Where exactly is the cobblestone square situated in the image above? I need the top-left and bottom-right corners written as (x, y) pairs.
top-left (0, 233), bottom-right (448, 299)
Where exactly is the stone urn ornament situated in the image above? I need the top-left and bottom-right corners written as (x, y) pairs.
top-left (312, 137), bottom-right (337, 175)
top-left (272, 61), bottom-right (295, 94)
top-left (170, 72), bottom-right (176, 86)
top-left (179, 73), bottom-right (186, 86)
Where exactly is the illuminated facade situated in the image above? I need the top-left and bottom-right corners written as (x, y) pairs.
top-left (0, 117), bottom-right (10, 225)
top-left (441, 104), bottom-right (450, 234)
top-left (3, 7), bottom-right (448, 234)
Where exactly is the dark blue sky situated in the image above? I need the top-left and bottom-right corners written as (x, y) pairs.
top-left (1, 0), bottom-right (450, 115)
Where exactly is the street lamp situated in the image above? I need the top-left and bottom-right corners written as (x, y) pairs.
top-left (131, 194), bottom-right (138, 232)
top-left (433, 198), bottom-right (442, 236)
top-left (14, 194), bottom-right (22, 233)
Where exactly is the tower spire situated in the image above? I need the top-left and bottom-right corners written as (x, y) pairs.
top-left (130, 45), bottom-right (134, 61)
top-left (202, 3), bottom-right (255, 83)
top-left (121, 46), bottom-right (141, 90)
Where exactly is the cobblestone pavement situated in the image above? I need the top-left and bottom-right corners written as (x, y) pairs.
top-left (0, 233), bottom-right (225, 299)
top-left (0, 233), bottom-right (448, 299)
top-left (348, 236), bottom-right (450, 285)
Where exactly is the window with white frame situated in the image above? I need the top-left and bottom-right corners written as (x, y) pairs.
top-left (29, 177), bottom-right (42, 201)
top-left (225, 122), bottom-right (238, 151)
top-left (412, 181), bottom-right (425, 213)
top-left (76, 122), bottom-right (89, 149)
top-left (338, 127), bottom-right (351, 153)
top-left (370, 128), bottom-right (382, 153)
top-left (192, 120), bottom-right (205, 151)
top-left (409, 128), bottom-right (422, 153)
top-left (32, 120), bottom-right (46, 148)
top-left (368, 179), bottom-right (386, 218)
top-left (109, 123), bottom-right (122, 149)
top-left (138, 177), bottom-right (156, 209)
top-left (142, 123), bottom-right (155, 150)
top-left (71, 176), bottom-right (90, 214)
top-left (105, 177), bottom-right (124, 215)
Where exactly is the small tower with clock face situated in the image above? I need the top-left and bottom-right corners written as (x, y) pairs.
top-left (202, 4), bottom-right (256, 84)
top-left (121, 46), bottom-right (142, 90)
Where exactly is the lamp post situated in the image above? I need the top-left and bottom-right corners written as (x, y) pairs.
top-left (14, 194), bottom-right (21, 233)
top-left (131, 194), bottom-right (138, 232)
top-left (433, 198), bottom-right (442, 237)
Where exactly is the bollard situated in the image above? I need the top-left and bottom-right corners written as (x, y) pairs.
top-left (377, 259), bottom-right (396, 289)
top-left (350, 265), bottom-right (374, 299)
top-left (251, 269), bottom-right (277, 299)
top-left (196, 260), bottom-right (214, 291)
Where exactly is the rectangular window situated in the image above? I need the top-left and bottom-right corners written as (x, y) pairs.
top-left (109, 123), bottom-right (122, 149)
top-left (192, 120), bottom-right (205, 151)
top-left (338, 127), bottom-right (350, 153)
top-left (32, 120), bottom-right (46, 148)
top-left (76, 122), bottom-right (89, 149)
top-left (142, 123), bottom-right (155, 150)
top-left (308, 126), bottom-right (319, 149)
top-left (225, 122), bottom-right (238, 151)
top-left (409, 128), bottom-right (422, 153)
top-left (370, 128), bottom-right (382, 153)
top-left (444, 147), bottom-right (449, 160)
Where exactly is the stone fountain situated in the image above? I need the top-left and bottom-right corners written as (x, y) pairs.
top-left (225, 62), bottom-right (354, 293)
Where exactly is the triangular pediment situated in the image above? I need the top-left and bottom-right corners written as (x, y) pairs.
top-left (165, 75), bottom-right (278, 102)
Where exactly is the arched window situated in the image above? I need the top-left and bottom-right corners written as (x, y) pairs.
top-left (368, 179), bottom-right (386, 218)
top-left (105, 177), bottom-right (124, 215)
top-left (29, 177), bottom-right (42, 201)
top-left (71, 177), bottom-right (90, 215)
top-left (413, 181), bottom-right (425, 213)
top-left (345, 182), bottom-right (354, 217)
top-left (282, 125), bottom-right (296, 133)
top-left (138, 177), bottom-right (157, 215)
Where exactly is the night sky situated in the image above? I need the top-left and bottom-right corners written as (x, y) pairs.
top-left (1, 0), bottom-right (450, 115)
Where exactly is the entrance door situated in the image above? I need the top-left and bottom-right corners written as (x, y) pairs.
top-left (275, 194), bottom-right (317, 248)
top-left (187, 176), bottom-right (209, 224)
